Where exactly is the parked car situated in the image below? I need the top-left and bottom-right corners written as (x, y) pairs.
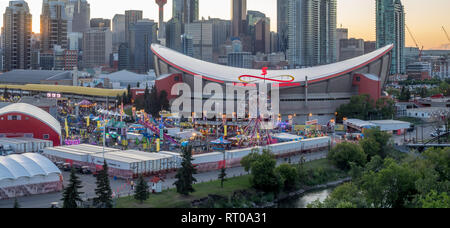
top-left (72, 164), bottom-right (83, 173)
top-left (62, 163), bottom-right (71, 171)
top-left (431, 131), bottom-right (447, 138)
top-left (80, 166), bottom-right (92, 175)
top-left (55, 162), bottom-right (65, 169)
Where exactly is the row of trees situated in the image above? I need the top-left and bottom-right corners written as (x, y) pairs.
top-left (115, 84), bottom-right (171, 118)
top-left (135, 85), bottom-right (170, 118)
top-left (62, 160), bottom-right (154, 207)
top-left (399, 78), bottom-right (449, 86)
top-left (336, 95), bottom-right (395, 121)
top-left (241, 149), bottom-right (312, 193)
top-left (311, 129), bottom-right (450, 208)
top-left (61, 162), bottom-right (114, 208)
top-left (389, 80), bottom-right (450, 100)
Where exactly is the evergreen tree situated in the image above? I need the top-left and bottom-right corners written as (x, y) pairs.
top-left (122, 92), bottom-right (127, 105)
top-left (218, 167), bottom-right (227, 188)
top-left (174, 145), bottom-right (197, 195)
top-left (116, 95), bottom-right (121, 105)
top-left (3, 87), bottom-right (10, 100)
top-left (398, 87), bottom-right (411, 102)
top-left (137, 82), bottom-right (140, 88)
top-left (93, 161), bottom-right (113, 208)
top-left (149, 86), bottom-right (161, 117)
top-left (13, 198), bottom-right (20, 208)
top-left (159, 90), bottom-right (170, 112)
top-left (61, 168), bottom-right (84, 208)
top-left (134, 175), bottom-right (150, 204)
top-left (144, 84), bottom-right (151, 114)
top-left (127, 84), bottom-right (132, 104)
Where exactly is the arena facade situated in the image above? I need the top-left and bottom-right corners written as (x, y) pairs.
top-left (151, 44), bottom-right (393, 125)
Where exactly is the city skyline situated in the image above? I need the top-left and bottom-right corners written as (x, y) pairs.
top-left (0, 0), bottom-right (449, 50)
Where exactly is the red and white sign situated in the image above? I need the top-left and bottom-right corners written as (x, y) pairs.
top-left (306, 119), bottom-right (318, 125)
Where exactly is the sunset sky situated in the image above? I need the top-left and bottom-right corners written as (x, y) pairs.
top-left (0, 0), bottom-right (449, 49)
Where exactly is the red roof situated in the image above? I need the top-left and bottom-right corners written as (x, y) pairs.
top-left (150, 176), bottom-right (161, 183)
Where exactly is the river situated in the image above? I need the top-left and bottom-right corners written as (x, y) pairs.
top-left (278, 188), bottom-right (334, 208)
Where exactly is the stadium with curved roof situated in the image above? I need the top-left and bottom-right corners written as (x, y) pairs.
top-left (152, 43), bottom-right (394, 124)
top-left (0, 153), bottom-right (63, 199)
top-left (0, 103), bottom-right (62, 146)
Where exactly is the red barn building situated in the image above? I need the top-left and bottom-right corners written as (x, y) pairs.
top-left (0, 103), bottom-right (62, 146)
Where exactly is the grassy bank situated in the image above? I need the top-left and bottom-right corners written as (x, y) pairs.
top-left (115, 158), bottom-right (347, 208)
top-left (116, 175), bottom-right (252, 208)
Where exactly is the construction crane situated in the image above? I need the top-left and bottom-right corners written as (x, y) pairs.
top-left (443, 26), bottom-right (450, 49)
top-left (406, 25), bottom-right (424, 61)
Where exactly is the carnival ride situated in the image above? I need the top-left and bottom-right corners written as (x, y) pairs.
top-left (139, 119), bottom-right (180, 146)
top-left (238, 117), bottom-right (275, 147)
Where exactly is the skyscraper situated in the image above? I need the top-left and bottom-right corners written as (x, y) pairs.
top-left (319, 0), bottom-right (337, 64)
top-left (254, 18), bottom-right (270, 54)
top-left (185, 21), bottom-right (213, 62)
top-left (181, 34), bottom-right (194, 57)
top-left (336, 28), bottom-right (348, 61)
top-left (83, 28), bottom-right (112, 68)
top-left (339, 38), bottom-right (365, 61)
top-left (112, 14), bottom-right (126, 46)
top-left (208, 18), bottom-right (231, 54)
top-left (184, 0), bottom-right (199, 24)
top-left (70, 0), bottom-right (90, 33)
top-left (286, 0), bottom-right (337, 67)
top-left (90, 18), bottom-right (111, 30)
top-left (129, 19), bottom-right (157, 73)
top-left (125, 10), bottom-right (143, 44)
top-left (166, 17), bottom-right (182, 52)
top-left (231, 0), bottom-right (247, 38)
top-left (2, 0), bottom-right (32, 71)
top-left (277, 0), bottom-right (289, 53)
top-left (118, 42), bottom-right (129, 70)
top-left (41, 0), bottom-right (68, 51)
top-left (172, 0), bottom-right (198, 24)
top-left (376, 0), bottom-right (405, 75)
top-left (172, 0), bottom-right (184, 20)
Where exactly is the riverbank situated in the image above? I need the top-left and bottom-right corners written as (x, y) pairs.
top-left (267, 177), bottom-right (352, 208)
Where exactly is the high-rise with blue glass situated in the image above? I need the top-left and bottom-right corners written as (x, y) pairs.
top-left (376, 0), bottom-right (405, 75)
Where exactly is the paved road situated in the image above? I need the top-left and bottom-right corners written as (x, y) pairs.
top-left (0, 151), bottom-right (327, 208)
top-left (392, 125), bottom-right (435, 145)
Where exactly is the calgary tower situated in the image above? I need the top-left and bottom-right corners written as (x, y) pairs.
top-left (155, 0), bottom-right (167, 39)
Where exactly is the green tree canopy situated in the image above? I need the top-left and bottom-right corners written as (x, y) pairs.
top-left (249, 149), bottom-right (281, 193)
top-left (336, 94), bottom-right (374, 121)
top-left (363, 128), bottom-right (391, 159)
top-left (307, 182), bottom-right (368, 208)
top-left (275, 164), bottom-right (299, 191)
top-left (419, 190), bottom-right (450, 208)
top-left (328, 142), bottom-right (367, 171)
top-left (360, 158), bottom-right (419, 208)
top-left (240, 148), bottom-right (260, 173)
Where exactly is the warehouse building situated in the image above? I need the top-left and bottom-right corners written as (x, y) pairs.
top-left (0, 153), bottom-right (63, 200)
top-left (43, 145), bottom-right (180, 179)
